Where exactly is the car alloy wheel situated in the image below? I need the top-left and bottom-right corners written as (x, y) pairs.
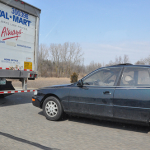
top-left (43, 96), bottom-right (63, 121)
top-left (45, 101), bottom-right (58, 117)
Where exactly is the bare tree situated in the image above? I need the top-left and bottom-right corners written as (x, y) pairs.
top-left (38, 44), bottom-right (49, 77)
top-left (106, 54), bottom-right (130, 66)
top-left (135, 60), bottom-right (145, 65)
top-left (123, 54), bottom-right (130, 63)
top-left (85, 61), bottom-right (102, 74)
top-left (49, 43), bottom-right (61, 77)
top-left (144, 55), bottom-right (150, 65)
top-left (135, 55), bottom-right (150, 65)
top-left (115, 56), bottom-right (122, 64)
top-left (48, 42), bottom-right (84, 77)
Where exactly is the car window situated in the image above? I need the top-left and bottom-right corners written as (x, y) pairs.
top-left (83, 67), bottom-right (122, 86)
top-left (120, 67), bottom-right (150, 86)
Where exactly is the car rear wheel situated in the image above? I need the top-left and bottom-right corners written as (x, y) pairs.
top-left (43, 96), bottom-right (63, 121)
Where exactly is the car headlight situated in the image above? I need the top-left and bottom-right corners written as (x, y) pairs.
top-left (34, 90), bottom-right (38, 95)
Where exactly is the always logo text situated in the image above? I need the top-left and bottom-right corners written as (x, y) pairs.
top-left (1, 27), bottom-right (23, 40)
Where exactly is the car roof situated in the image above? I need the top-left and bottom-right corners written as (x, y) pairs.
top-left (82, 63), bottom-right (150, 80)
top-left (107, 63), bottom-right (150, 68)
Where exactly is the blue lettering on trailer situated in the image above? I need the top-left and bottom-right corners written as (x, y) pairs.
top-left (0, 8), bottom-right (31, 26)
top-left (4, 58), bottom-right (10, 61)
top-left (13, 15), bottom-right (31, 26)
top-left (0, 40), bottom-right (5, 43)
top-left (11, 59), bottom-right (18, 62)
top-left (0, 10), bottom-right (9, 20)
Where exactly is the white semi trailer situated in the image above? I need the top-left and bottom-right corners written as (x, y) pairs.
top-left (0, 0), bottom-right (41, 97)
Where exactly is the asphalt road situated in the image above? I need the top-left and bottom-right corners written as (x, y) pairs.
top-left (0, 93), bottom-right (150, 150)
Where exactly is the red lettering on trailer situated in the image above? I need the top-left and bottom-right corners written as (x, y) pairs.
top-left (1, 27), bottom-right (23, 41)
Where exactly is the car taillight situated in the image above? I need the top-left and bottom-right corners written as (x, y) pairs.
top-left (30, 74), bottom-right (32, 77)
top-left (34, 74), bottom-right (37, 78)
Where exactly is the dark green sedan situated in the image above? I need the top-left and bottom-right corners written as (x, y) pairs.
top-left (32, 64), bottom-right (150, 126)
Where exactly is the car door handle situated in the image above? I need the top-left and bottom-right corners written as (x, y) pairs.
top-left (103, 91), bottom-right (111, 95)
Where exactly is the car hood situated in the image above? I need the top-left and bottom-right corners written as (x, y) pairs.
top-left (39, 83), bottom-right (74, 90)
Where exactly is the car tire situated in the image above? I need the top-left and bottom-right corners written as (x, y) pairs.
top-left (43, 96), bottom-right (63, 121)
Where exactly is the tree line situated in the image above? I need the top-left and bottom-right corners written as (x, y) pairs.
top-left (38, 42), bottom-right (150, 77)
top-left (38, 42), bottom-right (84, 77)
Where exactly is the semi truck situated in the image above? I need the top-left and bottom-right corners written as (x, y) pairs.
top-left (0, 0), bottom-right (41, 97)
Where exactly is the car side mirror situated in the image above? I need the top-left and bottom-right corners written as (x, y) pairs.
top-left (77, 79), bottom-right (83, 87)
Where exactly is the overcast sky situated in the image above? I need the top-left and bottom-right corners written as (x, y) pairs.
top-left (24, 0), bottom-right (150, 65)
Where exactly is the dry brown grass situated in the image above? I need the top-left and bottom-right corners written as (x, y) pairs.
top-left (10, 77), bottom-right (70, 89)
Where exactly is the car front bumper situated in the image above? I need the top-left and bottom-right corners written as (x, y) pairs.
top-left (32, 96), bottom-right (42, 108)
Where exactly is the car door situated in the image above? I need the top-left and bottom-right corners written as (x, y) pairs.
top-left (113, 66), bottom-right (150, 123)
top-left (69, 67), bottom-right (122, 118)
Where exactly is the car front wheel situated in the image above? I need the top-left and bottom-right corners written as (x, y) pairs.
top-left (43, 96), bottom-right (63, 121)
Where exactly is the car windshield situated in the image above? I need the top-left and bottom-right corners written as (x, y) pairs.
top-left (83, 67), bottom-right (122, 86)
